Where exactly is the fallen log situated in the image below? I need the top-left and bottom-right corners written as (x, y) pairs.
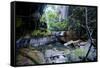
top-left (64, 40), bottom-right (81, 46)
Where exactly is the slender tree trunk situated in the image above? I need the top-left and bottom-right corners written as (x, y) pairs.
top-left (84, 7), bottom-right (94, 61)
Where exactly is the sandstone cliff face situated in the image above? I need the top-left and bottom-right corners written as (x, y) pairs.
top-left (60, 30), bottom-right (79, 42)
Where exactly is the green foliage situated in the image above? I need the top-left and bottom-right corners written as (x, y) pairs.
top-left (16, 17), bottom-right (22, 28)
top-left (40, 13), bottom-right (46, 23)
top-left (68, 7), bottom-right (85, 27)
top-left (48, 20), bottom-right (68, 30)
top-left (40, 10), bottom-right (68, 31)
top-left (31, 29), bottom-right (51, 37)
top-left (40, 11), bottom-right (58, 22)
top-left (47, 11), bottom-right (58, 21)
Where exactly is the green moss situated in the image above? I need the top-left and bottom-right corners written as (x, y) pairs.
top-left (73, 48), bottom-right (86, 57)
top-left (31, 29), bottom-right (51, 37)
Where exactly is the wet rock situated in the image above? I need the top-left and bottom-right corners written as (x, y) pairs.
top-left (17, 48), bottom-right (46, 65)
